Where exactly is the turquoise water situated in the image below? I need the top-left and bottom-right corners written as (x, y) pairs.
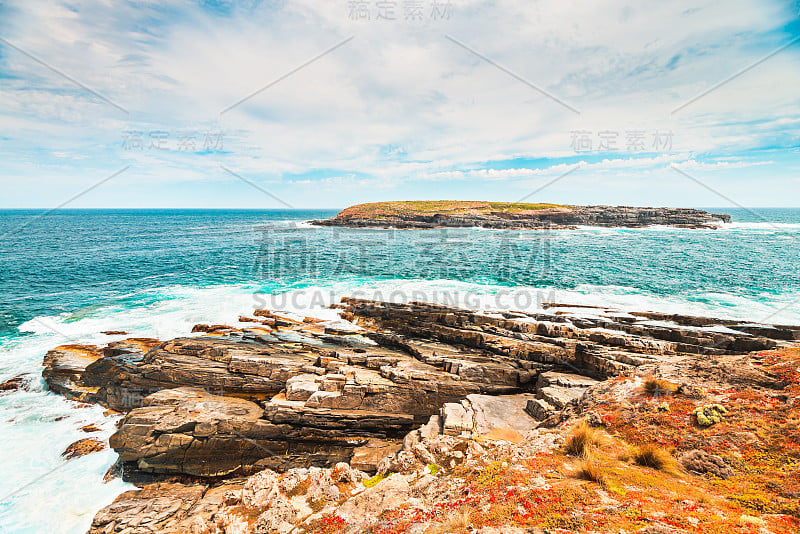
top-left (1, 207), bottom-right (799, 532)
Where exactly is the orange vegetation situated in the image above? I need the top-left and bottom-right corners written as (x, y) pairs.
top-left (334, 201), bottom-right (569, 220)
top-left (307, 348), bottom-right (800, 533)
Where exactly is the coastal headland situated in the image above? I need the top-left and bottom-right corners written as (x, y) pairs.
top-left (37, 298), bottom-right (800, 533)
top-left (310, 201), bottom-right (732, 229)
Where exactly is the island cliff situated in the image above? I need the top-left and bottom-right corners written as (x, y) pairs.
top-left (310, 201), bottom-right (731, 229)
top-left (37, 299), bottom-right (800, 533)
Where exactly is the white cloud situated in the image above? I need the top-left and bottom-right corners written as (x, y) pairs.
top-left (0, 0), bottom-right (798, 206)
top-left (423, 155), bottom-right (774, 182)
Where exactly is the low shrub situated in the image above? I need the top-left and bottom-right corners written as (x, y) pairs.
top-left (564, 421), bottom-right (606, 457)
top-left (632, 444), bottom-right (680, 474)
top-left (430, 507), bottom-right (472, 534)
top-left (643, 376), bottom-right (678, 396)
top-left (694, 404), bottom-right (727, 426)
top-left (575, 454), bottom-right (607, 488)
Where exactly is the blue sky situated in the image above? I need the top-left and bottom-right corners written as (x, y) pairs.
top-left (0, 0), bottom-right (799, 208)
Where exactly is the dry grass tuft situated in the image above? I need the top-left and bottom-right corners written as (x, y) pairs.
top-left (564, 421), bottom-right (606, 457)
top-left (632, 444), bottom-right (680, 474)
top-left (428, 507), bottom-right (473, 534)
top-left (642, 376), bottom-right (677, 396)
top-left (574, 454), bottom-right (607, 488)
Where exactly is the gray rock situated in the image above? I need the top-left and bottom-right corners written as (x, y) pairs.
top-left (419, 414), bottom-right (443, 439)
top-left (526, 398), bottom-right (556, 421)
top-left (678, 449), bottom-right (734, 479)
top-left (45, 297), bottom-right (792, 483)
top-left (537, 385), bottom-right (585, 410)
top-left (467, 393), bottom-right (537, 437)
top-left (441, 402), bottom-right (473, 436)
top-left (285, 374), bottom-right (319, 401)
top-left (536, 371), bottom-right (598, 389)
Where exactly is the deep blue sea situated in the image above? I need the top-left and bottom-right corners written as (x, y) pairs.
top-left (1, 207), bottom-right (800, 533)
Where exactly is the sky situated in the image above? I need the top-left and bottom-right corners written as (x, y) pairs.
top-left (0, 0), bottom-right (799, 209)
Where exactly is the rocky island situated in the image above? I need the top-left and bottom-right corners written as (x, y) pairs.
top-left (37, 298), bottom-right (800, 533)
top-left (310, 201), bottom-right (732, 229)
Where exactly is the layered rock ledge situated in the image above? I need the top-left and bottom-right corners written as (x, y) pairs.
top-left (41, 299), bottom-right (798, 490)
top-left (62, 298), bottom-right (800, 534)
top-left (310, 201), bottom-right (731, 229)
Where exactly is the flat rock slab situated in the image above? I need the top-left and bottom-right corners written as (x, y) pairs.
top-left (439, 394), bottom-right (538, 442)
top-left (536, 371), bottom-right (599, 389)
top-left (342, 299), bottom-right (783, 380)
top-left (265, 395), bottom-right (415, 432)
top-left (468, 393), bottom-right (538, 441)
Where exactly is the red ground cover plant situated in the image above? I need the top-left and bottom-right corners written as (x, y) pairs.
top-left (305, 349), bottom-right (800, 534)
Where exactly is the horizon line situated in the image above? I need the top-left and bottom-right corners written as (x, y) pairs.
top-left (0, 206), bottom-right (797, 211)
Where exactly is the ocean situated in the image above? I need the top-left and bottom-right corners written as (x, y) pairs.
top-left (1, 207), bottom-right (799, 533)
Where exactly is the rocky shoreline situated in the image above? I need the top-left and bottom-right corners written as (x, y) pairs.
top-left (310, 202), bottom-right (732, 229)
top-left (40, 299), bottom-right (800, 533)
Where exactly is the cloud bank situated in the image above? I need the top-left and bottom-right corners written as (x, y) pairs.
top-left (0, 0), bottom-right (798, 207)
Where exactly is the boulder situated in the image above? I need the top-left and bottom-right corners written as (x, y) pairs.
top-left (0, 374), bottom-right (27, 392)
top-left (109, 387), bottom-right (273, 477)
top-left (537, 386), bottom-right (585, 410)
top-left (678, 449), bottom-right (734, 479)
top-left (351, 439), bottom-right (403, 473)
top-left (526, 398), bottom-right (557, 421)
top-left (42, 344), bottom-right (104, 402)
top-left (62, 438), bottom-right (106, 459)
top-left (441, 402), bottom-right (473, 436)
top-left (337, 473), bottom-right (414, 521)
